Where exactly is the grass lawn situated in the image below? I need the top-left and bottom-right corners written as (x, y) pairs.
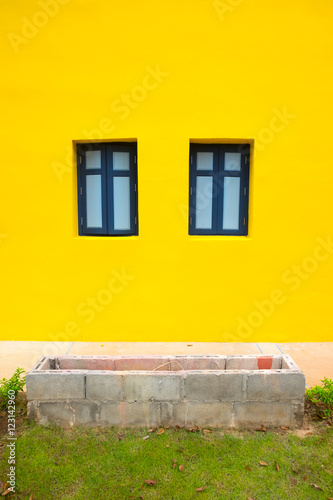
top-left (0, 419), bottom-right (332, 500)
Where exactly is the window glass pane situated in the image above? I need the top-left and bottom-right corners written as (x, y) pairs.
top-left (195, 176), bottom-right (213, 229)
top-left (86, 151), bottom-right (101, 170)
top-left (224, 152), bottom-right (241, 171)
top-left (113, 152), bottom-right (130, 171)
top-left (113, 177), bottom-right (131, 230)
top-left (196, 152), bottom-right (213, 171)
top-left (86, 175), bottom-right (103, 227)
top-left (223, 177), bottom-right (240, 230)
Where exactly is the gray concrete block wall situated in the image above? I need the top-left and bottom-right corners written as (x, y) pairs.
top-left (26, 354), bottom-right (305, 428)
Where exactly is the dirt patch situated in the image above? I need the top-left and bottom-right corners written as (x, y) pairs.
top-left (0, 414), bottom-right (7, 438)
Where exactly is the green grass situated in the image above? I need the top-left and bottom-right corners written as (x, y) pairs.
top-left (0, 424), bottom-right (333, 499)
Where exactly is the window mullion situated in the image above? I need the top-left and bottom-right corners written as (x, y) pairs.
top-left (106, 146), bottom-right (114, 234)
top-left (216, 146), bottom-right (225, 235)
top-left (212, 149), bottom-right (219, 234)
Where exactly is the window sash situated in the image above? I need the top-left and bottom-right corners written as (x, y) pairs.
top-left (77, 143), bottom-right (138, 236)
top-left (189, 144), bottom-right (250, 235)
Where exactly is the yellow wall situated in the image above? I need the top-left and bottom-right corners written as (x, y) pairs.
top-left (1, 0), bottom-right (333, 342)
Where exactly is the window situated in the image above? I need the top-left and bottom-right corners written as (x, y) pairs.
top-left (189, 143), bottom-right (250, 235)
top-left (77, 143), bottom-right (138, 236)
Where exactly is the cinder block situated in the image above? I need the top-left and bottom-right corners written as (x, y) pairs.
top-left (257, 356), bottom-right (281, 370)
top-left (226, 356), bottom-right (258, 370)
top-left (160, 402), bottom-right (178, 426)
top-left (36, 402), bottom-right (98, 427)
top-left (171, 356), bottom-right (226, 371)
top-left (246, 372), bottom-right (305, 401)
top-left (26, 373), bottom-right (85, 400)
top-left (100, 403), bottom-right (122, 427)
top-left (120, 402), bottom-right (160, 427)
top-left (281, 355), bottom-right (302, 371)
top-left (59, 356), bottom-right (115, 371)
top-left (185, 372), bottom-right (243, 402)
top-left (86, 373), bottom-right (122, 401)
top-left (38, 358), bottom-right (51, 370)
top-left (27, 401), bottom-right (36, 420)
top-left (115, 356), bottom-right (171, 371)
top-left (226, 355), bottom-right (282, 370)
top-left (184, 402), bottom-right (233, 427)
top-left (234, 402), bottom-right (294, 427)
top-left (123, 373), bottom-right (183, 402)
top-left (36, 403), bottom-right (74, 427)
top-left (70, 402), bottom-right (99, 426)
top-left (30, 357), bottom-right (48, 371)
top-left (293, 403), bottom-right (305, 427)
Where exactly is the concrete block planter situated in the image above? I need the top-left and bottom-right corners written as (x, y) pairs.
top-left (26, 354), bottom-right (305, 428)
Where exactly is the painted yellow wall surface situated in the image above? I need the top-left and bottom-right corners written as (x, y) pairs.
top-left (1, 0), bottom-right (333, 343)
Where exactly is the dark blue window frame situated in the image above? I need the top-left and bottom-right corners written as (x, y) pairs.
top-left (77, 142), bottom-right (138, 236)
top-left (189, 144), bottom-right (250, 236)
